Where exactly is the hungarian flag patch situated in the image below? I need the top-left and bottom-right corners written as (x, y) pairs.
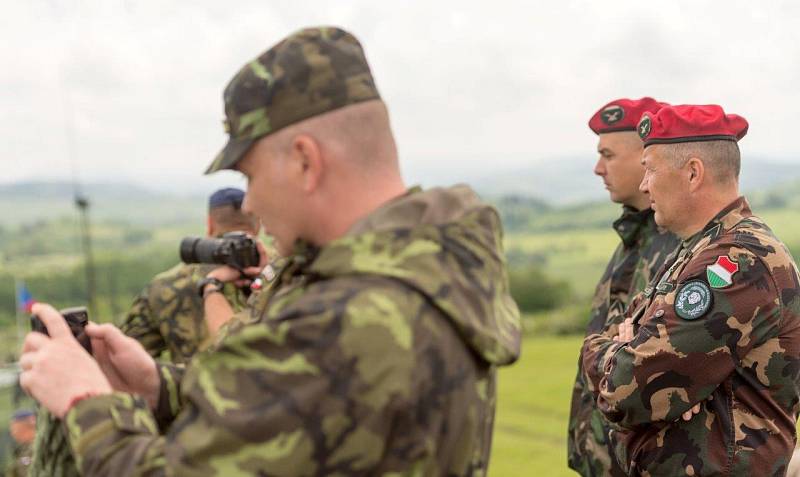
top-left (706, 255), bottom-right (738, 289)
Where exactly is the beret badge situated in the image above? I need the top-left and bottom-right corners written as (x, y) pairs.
top-left (600, 105), bottom-right (625, 125)
top-left (638, 115), bottom-right (652, 140)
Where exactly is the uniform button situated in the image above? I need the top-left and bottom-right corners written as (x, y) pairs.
top-left (655, 309), bottom-right (665, 318)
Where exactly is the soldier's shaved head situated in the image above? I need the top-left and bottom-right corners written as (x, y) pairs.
top-left (662, 140), bottom-right (741, 186)
top-left (262, 99), bottom-right (399, 175)
top-left (208, 205), bottom-right (259, 236)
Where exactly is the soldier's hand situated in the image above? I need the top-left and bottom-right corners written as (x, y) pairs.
top-left (613, 318), bottom-right (635, 343)
top-left (681, 403), bottom-right (702, 421)
top-left (85, 322), bottom-right (160, 409)
top-left (208, 238), bottom-right (270, 288)
top-left (19, 303), bottom-right (113, 418)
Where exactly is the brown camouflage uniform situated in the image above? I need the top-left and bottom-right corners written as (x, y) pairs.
top-left (583, 197), bottom-right (800, 476)
top-left (60, 185), bottom-right (521, 476)
top-left (568, 206), bottom-right (679, 476)
top-left (120, 262), bottom-right (250, 364)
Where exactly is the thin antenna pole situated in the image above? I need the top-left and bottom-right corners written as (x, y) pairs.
top-left (75, 196), bottom-right (98, 318)
top-left (61, 73), bottom-right (97, 317)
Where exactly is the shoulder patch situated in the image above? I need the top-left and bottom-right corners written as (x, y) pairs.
top-left (706, 255), bottom-right (738, 289)
top-left (674, 280), bottom-right (713, 320)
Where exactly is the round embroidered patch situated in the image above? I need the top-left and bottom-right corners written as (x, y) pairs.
top-left (674, 280), bottom-right (713, 320)
top-left (601, 105), bottom-right (625, 125)
top-left (638, 115), bottom-right (652, 139)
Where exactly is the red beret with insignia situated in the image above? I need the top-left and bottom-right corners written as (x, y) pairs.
top-left (588, 97), bottom-right (668, 135)
top-left (637, 104), bottom-right (749, 147)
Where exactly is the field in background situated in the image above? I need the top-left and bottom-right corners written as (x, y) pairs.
top-left (1, 182), bottom-right (800, 471)
top-left (490, 335), bottom-right (580, 476)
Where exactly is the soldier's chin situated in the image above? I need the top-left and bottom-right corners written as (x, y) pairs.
top-left (653, 210), bottom-right (667, 227)
top-left (271, 236), bottom-right (292, 257)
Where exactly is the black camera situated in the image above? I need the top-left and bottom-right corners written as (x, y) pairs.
top-left (180, 231), bottom-right (260, 271)
top-left (30, 306), bottom-right (93, 354)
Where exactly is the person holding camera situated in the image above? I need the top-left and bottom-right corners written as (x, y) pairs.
top-left (19, 26), bottom-right (521, 476)
top-left (121, 187), bottom-right (260, 365)
top-left (26, 188), bottom-right (262, 477)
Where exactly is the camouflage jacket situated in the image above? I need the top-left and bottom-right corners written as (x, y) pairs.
top-left (568, 206), bottom-right (679, 476)
top-left (120, 262), bottom-right (250, 364)
top-left (28, 263), bottom-right (251, 477)
top-left (582, 197), bottom-right (800, 476)
top-left (5, 441), bottom-right (32, 477)
top-left (61, 185), bottom-right (522, 476)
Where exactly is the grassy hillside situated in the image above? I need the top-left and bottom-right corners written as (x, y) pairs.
top-left (489, 335), bottom-right (579, 476)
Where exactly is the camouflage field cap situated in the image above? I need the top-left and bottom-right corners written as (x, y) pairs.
top-left (205, 26), bottom-right (381, 174)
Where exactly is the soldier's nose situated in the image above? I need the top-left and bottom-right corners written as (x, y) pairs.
top-left (593, 158), bottom-right (605, 176)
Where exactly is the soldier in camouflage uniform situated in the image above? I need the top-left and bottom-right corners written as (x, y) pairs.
top-left (4, 410), bottom-right (35, 477)
top-left (27, 188), bottom-right (259, 477)
top-left (120, 187), bottom-right (258, 364)
top-left (568, 98), bottom-right (680, 476)
top-left (19, 26), bottom-right (522, 476)
top-left (582, 104), bottom-right (800, 476)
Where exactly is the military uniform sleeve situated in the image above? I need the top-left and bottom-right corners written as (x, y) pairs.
top-left (583, 243), bottom-right (782, 428)
top-left (120, 287), bottom-right (167, 360)
top-left (64, 283), bottom-right (417, 476)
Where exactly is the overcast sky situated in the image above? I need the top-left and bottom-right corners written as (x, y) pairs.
top-left (1, 0), bottom-right (799, 193)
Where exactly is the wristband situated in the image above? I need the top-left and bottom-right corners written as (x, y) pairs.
top-left (197, 277), bottom-right (225, 299)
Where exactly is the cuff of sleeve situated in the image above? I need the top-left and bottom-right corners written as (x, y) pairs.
top-left (582, 334), bottom-right (622, 392)
top-left (64, 392), bottom-right (158, 471)
top-left (154, 363), bottom-right (185, 431)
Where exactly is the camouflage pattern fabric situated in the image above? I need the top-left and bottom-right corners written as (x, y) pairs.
top-left (206, 26), bottom-right (381, 174)
top-left (29, 406), bottom-right (78, 477)
top-left (568, 206), bottom-right (679, 476)
top-left (4, 441), bottom-right (32, 477)
top-left (61, 185), bottom-right (522, 476)
top-left (28, 263), bottom-right (249, 476)
top-left (582, 197), bottom-right (800, 476)
top-left (120, 262), bottom-right (250, 364)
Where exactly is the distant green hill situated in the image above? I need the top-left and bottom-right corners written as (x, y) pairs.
top-left (0, 181), bottom-right (205, 227)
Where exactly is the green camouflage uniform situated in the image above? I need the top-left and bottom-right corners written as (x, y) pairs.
top-left (29, 265), bottom-right (250, 477)
top-left (568, 206), bottom-right (679, 476)
top-left (60, 185), bottom-right (521, 476)
top-left (582, 197), bottom-right (800, 476)
top-left (121, 262), bottom-right (250, 364)
top-left (4, 441), bottom-right (32, 477)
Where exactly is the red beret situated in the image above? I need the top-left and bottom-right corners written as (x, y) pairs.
top-left (637, 104), bottom-right (749, 147)
top-left (588, 97), bottom-right (668, 134)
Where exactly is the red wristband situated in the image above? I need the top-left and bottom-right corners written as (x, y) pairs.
top-left (66, 391), bottom-right (101, 414)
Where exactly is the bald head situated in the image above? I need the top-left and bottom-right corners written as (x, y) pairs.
top-left (661, 140), bottom-right (741, 186)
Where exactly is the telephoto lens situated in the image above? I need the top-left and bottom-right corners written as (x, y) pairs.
top-left (179, 232), bottom-right (259, 270)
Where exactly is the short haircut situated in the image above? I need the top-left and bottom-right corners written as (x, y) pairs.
top-left (209, 204), bottom-right (259, 235)
top-left (264, 99), bottom-right (398, 171)
top-left (662, 140), bottom-right (741, 184)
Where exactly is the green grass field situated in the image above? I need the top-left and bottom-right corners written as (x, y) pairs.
top-left (490, 335), bottom-right (581, 476)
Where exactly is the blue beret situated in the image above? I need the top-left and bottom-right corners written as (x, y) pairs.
top-left (209, 188), bottom-right (245, 209)
top-left (11, 409), bottom-right (35, 421)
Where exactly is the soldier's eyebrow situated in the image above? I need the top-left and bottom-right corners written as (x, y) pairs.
top-left (598, 147), bottom-right (613, 155)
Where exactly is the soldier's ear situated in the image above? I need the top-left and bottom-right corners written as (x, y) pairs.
top-left (206, 216), bottom-right (215, 237)
top-left (289, 134), bottom-right (323, 194)
top-left (686, 157), bottom-right (705, 191)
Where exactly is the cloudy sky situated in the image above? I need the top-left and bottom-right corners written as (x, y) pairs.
top-left (2, 0), bottom-right (799, 193)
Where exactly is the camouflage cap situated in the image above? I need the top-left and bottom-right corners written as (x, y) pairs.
top-left (205, 26), bottom-right (381, 174)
